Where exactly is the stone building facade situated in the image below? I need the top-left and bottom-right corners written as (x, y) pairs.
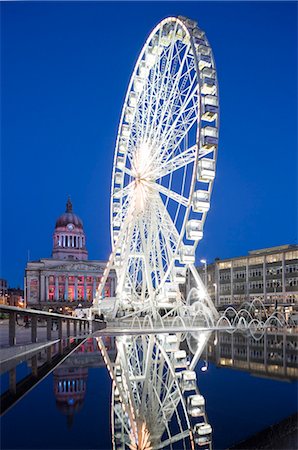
top-left (193, 245), bottom-right (298, 309)
top-left (24, 198), bottom-right (116, 312)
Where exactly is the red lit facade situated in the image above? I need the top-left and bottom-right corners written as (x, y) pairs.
top-left (24, 198), bottom-right (116, 312)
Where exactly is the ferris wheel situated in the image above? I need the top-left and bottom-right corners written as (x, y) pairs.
top-left (96, 15), bottom-right (219, 314)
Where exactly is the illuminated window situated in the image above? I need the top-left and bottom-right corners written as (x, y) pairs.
top-left (233, 259), bottom-right (247, 268)
top-left (249, 256), bottom-right (264, 265)
top-left (285, 250), bottom-right (298, 261)
top-left (266, 254), bottom-right (282, 263)
top-left (218, 261), bottom-right (232, 269)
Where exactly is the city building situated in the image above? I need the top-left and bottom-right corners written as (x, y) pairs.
top-left (0, 278), bottom-right (8, 305)
top-left (24, 198), bottom-right (116, 312)
top-left (8, 287), bottom-right (24, 307)
top-left (193, 245), bottom-right (298, 309)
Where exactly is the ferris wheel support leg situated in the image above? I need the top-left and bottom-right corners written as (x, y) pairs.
top-left (189, 264), bottom-right (219, 320)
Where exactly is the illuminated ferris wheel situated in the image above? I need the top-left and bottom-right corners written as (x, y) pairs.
top-left (95, 15), bottom-right (219, 316)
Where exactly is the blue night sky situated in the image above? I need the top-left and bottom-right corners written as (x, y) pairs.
top-left (1, 1), bottom-right (297, 287)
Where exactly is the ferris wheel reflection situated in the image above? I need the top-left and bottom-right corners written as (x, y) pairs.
top-left (96, 331), bottom-right (213, 450)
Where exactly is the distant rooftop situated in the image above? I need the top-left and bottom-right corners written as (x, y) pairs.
top-left (208, 244), bottom-right (298, 264)
top-left (249, 244), bottom-right (298, 255)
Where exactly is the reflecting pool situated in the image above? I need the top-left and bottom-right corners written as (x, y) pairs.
top-left (1, 330), bottom-right (297, 450)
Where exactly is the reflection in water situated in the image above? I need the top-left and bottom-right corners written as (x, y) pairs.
top-left (207, 329), bottom-right (298, 381)
top-left (46, 331), bottom-right (297, 448)
top-left (54, 366), bottom-right (88, 428)
top-left (97, 332), bottom-right (212, 450)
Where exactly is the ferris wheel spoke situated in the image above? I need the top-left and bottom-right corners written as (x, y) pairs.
top-left (113, 180), bottom-right (135, 200)
top-left (143, 28), bottom-right (164, 142)
top-left (145, 27), bottom-right (179, 143)
top-left (152, 59), bottom-right (197, 151)
top-left (148, 42), bottom-right (192, 146)
top-left (155, 90), bottom-right (198, 165)
top-left (154, 183), bottom-right (189, 208)
top-left (151, 196), bottom-right (179, 273)
top-left (150, 144), bottom-right (197, 180)
top-left (155, 194), bottom-right (180, 245)
top-left (121, 166), bottom-right (134, 177)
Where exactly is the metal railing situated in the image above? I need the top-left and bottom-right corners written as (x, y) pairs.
top-left (0, 305), bottom-right (105, 346)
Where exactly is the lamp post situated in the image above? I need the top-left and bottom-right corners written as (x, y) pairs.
top-left (200, 259), bottom-right (207, 288)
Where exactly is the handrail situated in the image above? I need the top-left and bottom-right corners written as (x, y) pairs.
top-left (0, 304), bottom-right (89, 322)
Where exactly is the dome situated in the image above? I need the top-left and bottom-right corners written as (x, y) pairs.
top-left (55, 198), bottom-right (83, 229)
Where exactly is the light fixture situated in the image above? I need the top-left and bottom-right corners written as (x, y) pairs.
top-left (201, 361), bottom-right (208, 372)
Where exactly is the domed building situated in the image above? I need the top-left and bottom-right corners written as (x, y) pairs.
top-left (52, 198), bottom-right (88, 261)
top-left (24, 197), bottom-right (116, 312)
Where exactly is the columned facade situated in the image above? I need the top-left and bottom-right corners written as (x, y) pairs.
top-left (24, 198), bottom-right (116, 312)
top-left (25, 259), bottom-right (116, 311)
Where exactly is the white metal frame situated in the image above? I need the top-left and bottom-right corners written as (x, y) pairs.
top-left (94, 15), bottom-right (219, 318)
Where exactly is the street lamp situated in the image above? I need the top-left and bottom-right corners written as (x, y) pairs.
top-left (200, 259), bottom-right (207, 287)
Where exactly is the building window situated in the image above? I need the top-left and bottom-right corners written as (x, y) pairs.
top-left (266, 266), bottom-right (283, 276)
top-left (49, 287), bottom-right (54, 301)
top-left (234, 283), bottom-right (245, 291)
top-left (232, 259), bottom-right (247, 268)
top-left (286, 278), bottom-right (298, 287)
top-left (220, 284), bottom-right (231, 294)
top-left (285, 264), bottom-right (298, 274)
top-left (234, 271), bottom-right (246, 279)
top-left (218, 261), bottom-right (232, 269)
top-left (249, 256), bottom-right (264, 265)
top-left (219, 272), bottom-right (231, 281)
top-left (266, 254), bottom-right (282, 263)
top-left (266, 280), bottom-right (281, 288)
top-left (285, 251), bottom-right (298, 260)
top-left (249, 268), bottom-right (263, 278)
top-left (249, 281), bottom-right (264, 290)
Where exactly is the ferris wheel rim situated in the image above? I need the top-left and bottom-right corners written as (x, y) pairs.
top-left (109, 15), bottom-right (219, 304)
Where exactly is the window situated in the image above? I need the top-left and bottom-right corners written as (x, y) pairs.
top-left (266, 280), bottom-right (281, 288)
top-left (249, 256), bottom-right (264, 265)
top-left (219, 272), bottom-right (231, 281)
top-left (234, 270), bottom-right (246, 279)
top-left (218, 261), bottom-right (232, 269)
top-left (266, 254), bottom-right (282, 263)
top-left (233, 259), bottom-right (247, 268)
top-left (234, 283), bottom-right (245, 291)
top-left (220, 284), bottom-right (231, 294)
top-left (286, 278), bottom-right (298, 287)
top-left (249, 268), bottom-right (263, 278)
top-left (219, 296), bottom-right (231, 305)
top-left (267, 266), bottom-right (282, 276)
top-left (285, 250), bottom-right (298, 261)
top-left (285, 264), bottom-right (298, 273)
top-left (249, 281), bottom-right (264, 290)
